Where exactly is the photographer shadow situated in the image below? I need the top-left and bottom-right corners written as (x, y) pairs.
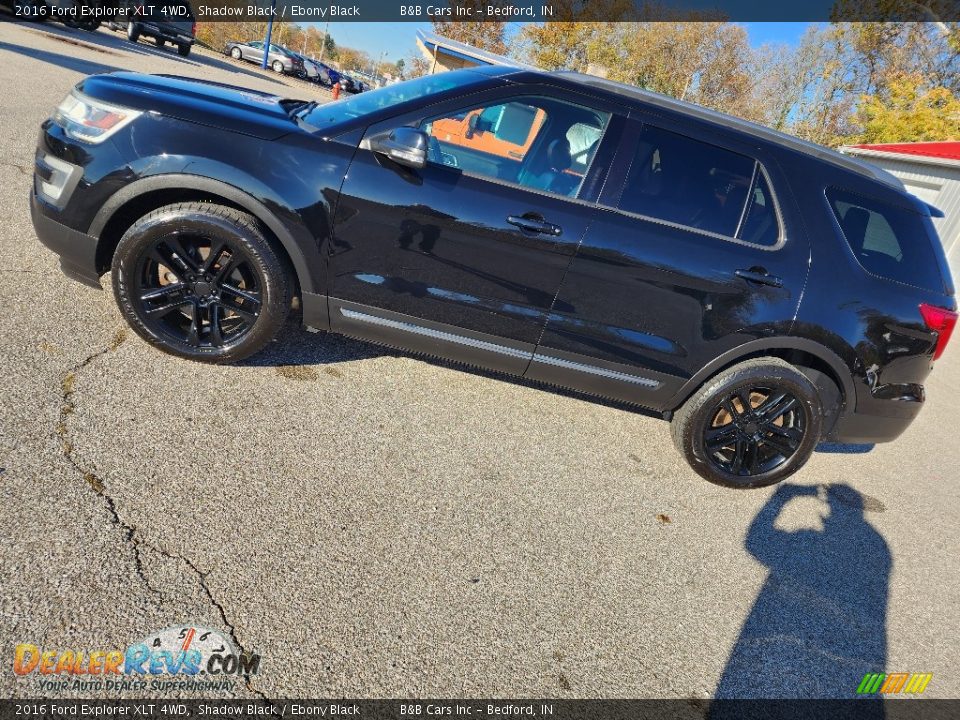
top-left (712, 483), bottom-right (890, 708)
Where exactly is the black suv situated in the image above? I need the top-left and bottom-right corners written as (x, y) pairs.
top-left (111, 1), bottom-right (196, 57)
top-left (30, 67), bottom-right (956, 488)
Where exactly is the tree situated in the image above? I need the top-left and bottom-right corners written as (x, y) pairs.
top-left (336, 47), bottom-right (370, 73)
top-left (402, 53), bottom-right (431, 79)
top-left (323, 33), bottom-right (337, 60)
top-left (195, 22), bottom-right (267, 52)
top-left (395, 58), bottom-right (406, 77)
top-left (856, 75), bottom-right (960, 142)
top-left (431, 0), bottom-right (509, 55)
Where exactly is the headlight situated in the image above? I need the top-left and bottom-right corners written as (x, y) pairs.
top-left (53, 91), bottom-right (141, 144)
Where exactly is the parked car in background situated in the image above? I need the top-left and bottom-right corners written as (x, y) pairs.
top-left (224, 40), bottom-right (304, 75)
top-left (30, 68), bottom-right (957, 488)
top-left (289, 52), bottom-right (324, 83)
top-left (345, 73), bottom-right (369, 93)
top-left (336, 72), bottom-right (359, 94)
top-left (110, 1), bottom-right (196, 57)
top-left (315, 62), bottom-right (341, 88)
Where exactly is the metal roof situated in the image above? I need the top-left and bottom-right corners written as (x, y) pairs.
top-left (415, 30), bottom-right (532, 69)
top-left (843, 142), bottom-right (960, 170)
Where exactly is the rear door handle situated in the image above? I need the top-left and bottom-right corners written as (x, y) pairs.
top-left (735, 268), bottom-right (783, 288)
top-left (507, 215), bottom-right (563, 237)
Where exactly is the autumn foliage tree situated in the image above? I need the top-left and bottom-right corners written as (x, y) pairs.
top-left (431, 0), bottom-right (509, 55)
top-left (856, 75), bottom-right (960, 142)
top-left (516, 14), bottom-right (959, 146)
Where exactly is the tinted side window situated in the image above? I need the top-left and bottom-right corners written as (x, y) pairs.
top-left (826, 187), bottom-right (946, 292)
top-left (421, 97), bottom-right (610, 199)
top-left (619, 126), bottom-right (756, 237)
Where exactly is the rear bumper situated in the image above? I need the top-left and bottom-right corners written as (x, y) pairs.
top-left (31, 190), bottom-right (102, 289)
top-left (135, 23), bottom-right (194, 45)
top-left (827, 401), bottom-right (922, 444)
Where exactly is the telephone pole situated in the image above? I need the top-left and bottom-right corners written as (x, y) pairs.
top-left (318, 22), bottom-right (330, 62)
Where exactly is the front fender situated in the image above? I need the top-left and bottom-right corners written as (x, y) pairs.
top-left (88, 172), bottom-right (321, 296)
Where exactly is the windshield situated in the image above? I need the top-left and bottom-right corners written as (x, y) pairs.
top-left (299, 70), bottom-right (486, 129)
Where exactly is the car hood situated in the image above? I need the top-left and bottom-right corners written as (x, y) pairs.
top-left (76, 72), bottom-right (298, 140)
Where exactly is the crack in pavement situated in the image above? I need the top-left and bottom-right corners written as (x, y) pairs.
top-left (55, 328), bottom-right (272, 702)
top-left (55, 327), bottom-right (166, 597)
top-left (0, 161), bottom-right (30, 175)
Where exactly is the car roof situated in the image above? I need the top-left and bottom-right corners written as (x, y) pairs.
top-left (478, 65), bottom-right (904, 191)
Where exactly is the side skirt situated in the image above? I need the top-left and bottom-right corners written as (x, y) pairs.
top-left (324, 298), bottom-right (683, 412)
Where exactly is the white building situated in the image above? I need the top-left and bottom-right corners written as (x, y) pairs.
top-left (841, 142), bottom-right (960, 274)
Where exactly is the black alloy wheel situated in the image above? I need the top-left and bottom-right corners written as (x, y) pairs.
top-left (702, 385), bottom-right (805, 477)
top-left (112, 203), bottom-right (292, 363)
top-left (133, 233), bottom-right (261, 349)
top-left (671, 358), bottom-right (823, 488)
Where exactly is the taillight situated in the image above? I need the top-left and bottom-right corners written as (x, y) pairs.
top-left (920, 303), bottom-right (958, 360)
top-left (191, 22), bottom-right (196, 36)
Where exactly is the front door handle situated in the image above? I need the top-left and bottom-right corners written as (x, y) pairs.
top-left (735, 268), bottom-right (783, 288)
top-left (507, 215), bottom-right (563, 237)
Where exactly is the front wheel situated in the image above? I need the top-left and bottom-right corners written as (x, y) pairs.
top-left (671, 358), bottom-right (823, 488)
top-left (126, 21), bottom-right (139, 42)
top-left (230, 46), bottom-right (242, 59)
top-left (112, 203), bottom-right (292, 363)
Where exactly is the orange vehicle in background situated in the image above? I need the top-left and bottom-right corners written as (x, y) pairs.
top-left (428, 103), bottom-right (547, 161)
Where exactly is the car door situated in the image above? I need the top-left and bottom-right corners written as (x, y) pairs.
top-left (328, 87), bottom-right (625, 375)
top-left (529, 115), bottom-right (811, 410)
top-left (245, 41), bottom-right (263, 63)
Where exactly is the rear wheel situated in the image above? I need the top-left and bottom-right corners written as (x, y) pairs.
top-left (671, 358), bottom-right (822, 488)
top-left (272, 59), bottom-right (284, 73)
top-left (126, 21), bottom-right (139, 42)
top-left (112, 203), bottom-right (292, 364)
top-left (177, 43), bottom-right (190, 57)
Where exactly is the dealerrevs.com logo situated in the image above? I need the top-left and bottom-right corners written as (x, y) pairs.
top-left (13, 626), bottom-right (260, 693)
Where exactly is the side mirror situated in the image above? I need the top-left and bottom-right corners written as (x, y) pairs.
top-left (369, 127), bottom-right (428, 169)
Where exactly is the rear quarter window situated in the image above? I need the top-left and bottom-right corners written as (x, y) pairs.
top-left (826, 187), bottom-right (946, 293)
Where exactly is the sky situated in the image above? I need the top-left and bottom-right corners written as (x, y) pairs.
top-left (314, 21), bottom-right (812, 67)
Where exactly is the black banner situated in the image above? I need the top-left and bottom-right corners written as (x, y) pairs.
top-left (14, 0), bottom-right (960, 23)
top-left (1, 700), bottom-right (960, 720)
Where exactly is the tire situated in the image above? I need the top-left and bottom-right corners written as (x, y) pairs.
top-left (126, 21), bottom-right (139, 42)
top-left (177, 43), bottom-right (190, 57)
top-left (155, 38), bottom-right (164, 47)
top-left (112, 202), bottom-right (292, 364)
top-left (671, 358), bottom-right (823, 489)
top-left (272, 59), bottom-right (284, 73)
top-left (230, 47), bottom-right (242, 59)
